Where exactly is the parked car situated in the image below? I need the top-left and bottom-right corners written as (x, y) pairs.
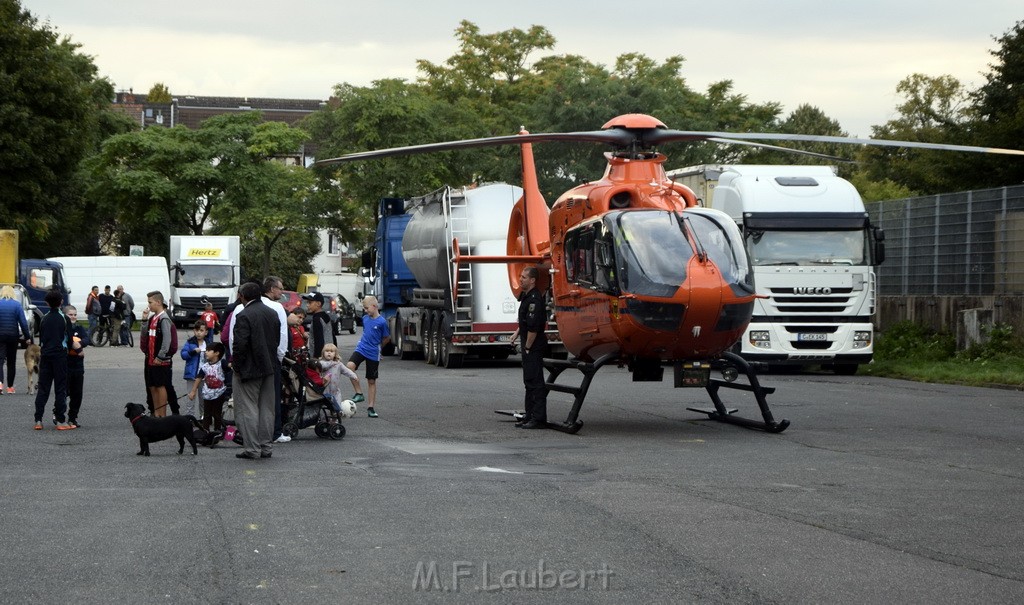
top-left (277, 290), bottom-right (302, 313)
top-left (332, 293), bottom-right (358, 335)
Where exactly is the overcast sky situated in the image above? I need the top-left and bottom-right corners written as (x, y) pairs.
top-left (23, 0), bottom-right (1023, 136)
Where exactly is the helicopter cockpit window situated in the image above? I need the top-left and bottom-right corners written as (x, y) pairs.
top-left (683, 209), bottom-right (754, 295)
top-left (609, 210), bottom-right (691, 298)
top-left (563, 221), bottom-right (619, 295)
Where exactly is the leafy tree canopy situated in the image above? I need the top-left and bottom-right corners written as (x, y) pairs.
top-left (147, 82), bottom-right (172, 103)
top-left (0, 0), bottom-right (132, 255)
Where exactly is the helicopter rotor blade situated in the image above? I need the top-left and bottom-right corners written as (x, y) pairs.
top-left (313, 121), bottom-right (1024, 169)
top-left (706, 137), bottom-right (854, 162)
top-left (648, 130), bottom-right (1024, 157)
top-left (313, 129), bottom-right (635, 167)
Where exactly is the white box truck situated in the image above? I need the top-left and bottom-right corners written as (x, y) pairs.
top-left (48, 256), bottom-right (169, 319)
top-left (168, 235), bottom-right (241, 327)
top-left (667, 165), bottom-right (885, 374)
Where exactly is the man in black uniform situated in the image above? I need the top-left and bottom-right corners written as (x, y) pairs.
top-left (511, 266), bottom-right (548, 429)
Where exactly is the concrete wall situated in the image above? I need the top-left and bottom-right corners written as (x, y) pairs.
top-left (877, 295), bottom-right (1024, 335)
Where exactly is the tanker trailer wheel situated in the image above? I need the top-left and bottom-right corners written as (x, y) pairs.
top-left (436, 318), bottom-right (448, 367)
top-left (395, 312), bottom-right (415, 360)
top-left (439, 312), bottom-right (464, 369)
top-left (423, 312), bottom-right (436, 365)
top-left (430, 311), bottom-right (443, 366)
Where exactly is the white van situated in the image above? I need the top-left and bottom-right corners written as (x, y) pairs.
top-left (47, 256), bottom-right (170, 320)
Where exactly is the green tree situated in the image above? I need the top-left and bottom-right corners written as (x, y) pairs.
top-left (84, 111), bottom-right (326, 275)
top-left (240, 228), bottom-right (319, 290)
top-left (0, 0), bottom-right (131, 255)
top-left (417, 20), bottom-right (555, 132)
top-left (857, 74), bottom-right (975, 194)
top-left (304, 79), bottom-right (483, 252)
top-left (83, 124), bottom-right (219, 256)
top-left (968, 20), bottom-right (1024, 187)
top-left (147, 82), bottom-right (172, 103)
top-left (737, 104), bottom-right (851, 167)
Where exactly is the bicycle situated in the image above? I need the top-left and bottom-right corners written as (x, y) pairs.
top-left (90, 315), bottom-right (114, 347)
top-left (119, 313), bottom-right (136, 348)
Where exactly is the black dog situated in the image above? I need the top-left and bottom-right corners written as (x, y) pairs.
top-left (124, 402), bottom-right (202, 456)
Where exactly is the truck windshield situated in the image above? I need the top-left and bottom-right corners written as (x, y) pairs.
top-left (175, 265), bottom-right (234, 287)
top-left (747, 230), bottom-right (868, 266)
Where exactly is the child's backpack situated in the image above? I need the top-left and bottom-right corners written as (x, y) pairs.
top-left (192, 427), bottom-right (223, 448)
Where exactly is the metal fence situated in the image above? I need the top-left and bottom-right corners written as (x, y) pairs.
top-left (867, 185), bottom-right (1024, 296)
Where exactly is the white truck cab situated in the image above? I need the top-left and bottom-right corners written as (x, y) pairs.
top-left (669, 165), bottom-right (885, 374)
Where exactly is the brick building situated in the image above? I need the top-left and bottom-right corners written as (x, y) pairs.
top-left (112, 91), bottom-right (327, 162)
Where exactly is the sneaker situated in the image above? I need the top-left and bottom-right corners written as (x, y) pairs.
top-left (351, 393), bottom-right (366, 404)
top-left (274, 435), bottom-right (291, 443)
top-left (67, 419), bottom-right (79, 429)
top-left (33, 422), bottom-right (43, 430)
top-left (367, 407), bottom-right (378, 418)
top-left (5, 387), bottom-right (13, 394)
top-left (56, 422), bottom-right (74, 431)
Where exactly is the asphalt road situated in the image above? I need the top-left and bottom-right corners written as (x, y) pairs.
top-left (2, 333), bottom-right (1022, 604)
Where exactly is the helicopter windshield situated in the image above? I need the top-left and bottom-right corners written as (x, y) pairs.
top-left (682, 209), bottom-right (754, 296)
top-left (611, 211), bottom-right (693, 297)
top-left (563, 210), bottom-right (752, 298)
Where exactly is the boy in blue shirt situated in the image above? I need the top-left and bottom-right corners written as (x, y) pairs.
top-left (346, 296), bottom-right (390, 418)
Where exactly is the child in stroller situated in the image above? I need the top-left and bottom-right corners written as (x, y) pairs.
top-left (280, 346), bottom-right (351, 440)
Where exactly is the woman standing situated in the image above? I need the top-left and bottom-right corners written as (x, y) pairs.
top-left (0, 285), bottom-right (32, 393)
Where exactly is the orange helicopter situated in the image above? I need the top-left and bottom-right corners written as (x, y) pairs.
top-left (315, 114), bottom-right (1024, 434)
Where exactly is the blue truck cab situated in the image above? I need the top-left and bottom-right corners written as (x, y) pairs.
top-left (363, 198), bottom-right (417, 321)
top-left (20, 259), bottom-right (70, 330)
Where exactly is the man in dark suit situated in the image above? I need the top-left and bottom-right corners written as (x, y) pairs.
top-left (231, 281), bottom-right (281, 460)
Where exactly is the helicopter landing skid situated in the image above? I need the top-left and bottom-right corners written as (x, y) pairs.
top-left (686, 352), bottom-right (790, 433)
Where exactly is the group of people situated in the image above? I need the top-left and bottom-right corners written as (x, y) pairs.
top-left (156, 277), bottom-right (390, 461)
top-left (0, 283), bottom-right (106, 430)
top-left (85, 284), bottom-right (135, 346)
top-left (24, 288), bottom-right (87, 430)
top-left (24, 266), bottom-right (546, 443)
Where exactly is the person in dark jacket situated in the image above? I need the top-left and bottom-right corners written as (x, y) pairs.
top-left (64, 305), bottom-right (90, 428)
top-left (0, 285), bottom-right (32, 393)
top-left (304, 292), bottom-right (335, 358)
top-left (231, 282), bottom-right (281, 460)
top-left (33, 289), bottom-right (77, 430)
top-left (510, 266), bottom-right (549, 430)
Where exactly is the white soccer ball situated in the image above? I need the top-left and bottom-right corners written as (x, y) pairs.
top-left (338, 399), bottom-right (357, 419)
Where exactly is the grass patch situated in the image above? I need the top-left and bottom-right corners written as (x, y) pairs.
top-left (863, 321), bottom-right (1024, 389)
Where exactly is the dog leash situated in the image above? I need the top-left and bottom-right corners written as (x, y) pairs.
top-left (149, 393), bottom-right (190, 414)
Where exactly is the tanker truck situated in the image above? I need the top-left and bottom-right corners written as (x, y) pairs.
top-left (364, 182), bottom-right (559, 369)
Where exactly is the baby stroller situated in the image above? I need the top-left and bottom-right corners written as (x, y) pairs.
top-left (281, 348), bottom-right (347, 440)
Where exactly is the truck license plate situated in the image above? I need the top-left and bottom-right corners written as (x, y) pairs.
top-left (797, 333), bottom-right (827, 341)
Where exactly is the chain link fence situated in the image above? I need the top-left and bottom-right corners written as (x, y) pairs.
top-left (867, 186), bottom-right (1024, 296)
